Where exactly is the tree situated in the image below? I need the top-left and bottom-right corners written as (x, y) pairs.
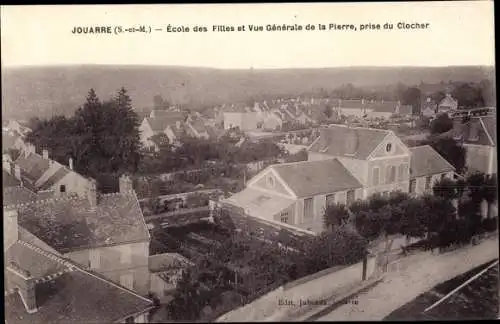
top-left (401, 87), bottom-right (422, 115)
top-left (423, 137), bottom-right (466, 174)
top-left (452, 83), bottom-right (484, 108)
top-left (433, 178), bottom-right (458, 201)
top-left (482, 174), bottom-right (498, 219)
top-left (429, 114), bottom-right (453, 134)
top-left (323, 203), bottom-right (349, 230)
top-left (26, 88), bottom-right (142, 192)
top-left (323, 105), bottom-right (333, 119)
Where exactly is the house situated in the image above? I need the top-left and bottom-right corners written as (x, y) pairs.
top-left (421, 97), bottom-right (438, 118)
top-left (6, 146), bottom-right (91, 197)
top-left (221, 158), bottom-right (364, 233)
top-left (185, 118), bottom-right (210, 139)
top-left (262, 112), bottom-right (283, 131)
top-left (10, 174), bottom-right (152, 296)
top-left (5, 119), bottom-right (32, 137)
top-left (437, 93), bottom-right (459, 114)
top-left (139, 112), bottom-right (187, 150)
top-left (308, 125), bottom-right (412, 198)
top-left (4, 208), bottom-right (154, 324)
top-left (148, 253), bottom-right (193, 303)
top-left (408, 145), bottom-right (456, 195)
top-left (446, 116), bottom-right (497, 174)
top-left (223, 124), bottom-right (458, 234)
top-left (223, 112), bottom-right (259, 131)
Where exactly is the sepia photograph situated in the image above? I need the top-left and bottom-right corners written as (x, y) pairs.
top-left (1, 2), bottom-right (497, 323)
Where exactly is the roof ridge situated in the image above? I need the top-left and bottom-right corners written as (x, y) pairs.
top-left (18, 240), bottom-right (76, 270)
top-left (3, 193), bottom-right (80, 210)
top-left (479, 117), bottom-right (495, 146)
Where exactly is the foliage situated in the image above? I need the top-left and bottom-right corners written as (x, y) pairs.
top-left (433, 178), bottom-right (459, 200)
top-left (451, 83), bottom-right (486, 108)
top-left (284, 149), bottom-right (308, 163)
top-left (401, 87), bottom-right (421, 115)
top-left (323, 203), bottom-right (350, 230)
top-left (25, 88), bottom-right (141, 192)
top-left (420, 137), bottom-right (466, 174)
top-left (429, 114), bottom-right (453, 134)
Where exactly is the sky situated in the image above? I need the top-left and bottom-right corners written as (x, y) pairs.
top-left (1, 2), bottom-right (495, 69)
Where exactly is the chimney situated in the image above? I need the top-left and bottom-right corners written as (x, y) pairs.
top-left (176, 121), bottom-right (181, 129)
top-left (42, 149), bottom-right (49, 160)
top-left (4, 209), bottom-right (18, 251)
top-left (119, 174), bottom-right (134, 195)
top-left (69, 157), bottom-right (74, 170)
top-left (25, 144), bottom-right (35, 158)
top-left (6, 262), bottom-right (37, 313)
top-left (14, 164), bottom-right (21, 180)
top-left (87, 179), bottom-right (98, 210)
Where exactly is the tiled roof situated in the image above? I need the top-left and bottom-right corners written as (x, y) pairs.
top-left (38, 167), bottom-right (70, 190)
top-left (225, 187), bottom-right (295, 218)
top-left (149, 253), bottom-right (192, 273)
top-left (3, 186), bottom-right (37, 206)
top-left (271, 158), bottom-right (363, 197)
top-left (17, 193), bottom-right (149, 253)
top-left (309, 125), bottom-right (390, 159)
top-left (3, 131), bottom-right (18, 152)
top-left (6, 241), bottom-right (67, 278)
top-left (409, 145), bottom-right (456, 178)
top-left (5, 242), bottom-right (153, 324)
top-left (446, 117), bottom-right (496, 146)
top-left (3, 170), bottom-right (20, 188)
top-left (15, 152), bottom-right (51, 183)
top-left (145, 113), bottom-right (186, 132)
top-left (480, 116), bottom-right (496, 146)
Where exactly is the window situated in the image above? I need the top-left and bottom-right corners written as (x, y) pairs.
top-left (386, 165), bottom-right (396, 183)
top-left (89, 249), bottom-right (100, 269)
top-left (372, 167), bottom-right (380, 186)
top-left (280, 216), bottom-right (289, 223)
top-left (346, 190), bottom-right (356, 205)
top-left (386, 143), bottom-right (392, 152)
top-left (382, 191), bottom-right (389, 197)
top-left (120, 245), bottom-right (132, 265)
top-left (398, 164), bottom-right (407, 181)
top-left (409, 179), bottom-right (417, 193)
top-left (425, 176), bottom-right (432, 190)
top-left (120, 274), bottom-right (134, 290)
top-left (326, 193), bottom-right (336, 206)
top-left (59, 185), bottom-right (66, 193)
top-left (441, 173), bottom-right (446, 180)
top-left (303, 198), bottom-right (313, 220)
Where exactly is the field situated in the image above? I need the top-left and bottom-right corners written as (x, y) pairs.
top-left (2, 65), bottom-right (494, 120)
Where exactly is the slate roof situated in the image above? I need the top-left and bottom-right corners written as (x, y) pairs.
top-left (145, 113), bottom-right (186, 133)
top-left (17, 193), bottom-right (149, 253)
top-left (15, 152), bottom-right (51, 183)
top-left (308, 125), bottom-right (390, 159)
top-left (3, 131), bottom-right (18, 152)
top-left (6, 241), bottom-right (67, 278)
top-left (3, 170), bottom-right (20, 188)
top-left (3, 186), bottom-right (37, 206)
top-left (149, 253), bottom-right (192, 273)
top-left (38, 167), bottom-right (70, 190)
top-left (225, 187), bottom-right (295, 218)
top-left (5, 240), bottom-right (153, 324)
top-left (270, 158), bottom-right (363, 197)
top-left (409, 145), bottom-right (456, 178)
top-left (446, 116), bottom-right (496, 146)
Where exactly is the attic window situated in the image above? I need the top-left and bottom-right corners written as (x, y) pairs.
top-left (60, 185), bottom-right (66, 193)
top-left (386, 143), bottom-right (393, 152)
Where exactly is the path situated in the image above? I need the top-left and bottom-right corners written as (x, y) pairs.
top-left (316, 237), bottom-right (499, 321)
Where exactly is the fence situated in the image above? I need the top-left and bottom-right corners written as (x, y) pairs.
top-left (215, 254), bottom-right (377, 322)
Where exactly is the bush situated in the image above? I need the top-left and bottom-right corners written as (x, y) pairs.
top-left (482, 218), bottom-right (498, 232)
